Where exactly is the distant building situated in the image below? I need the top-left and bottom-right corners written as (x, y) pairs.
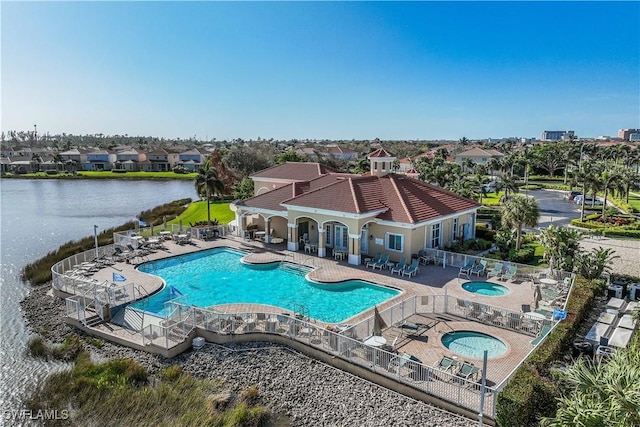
top-left (455, 147), bottom-right (504, 168)
top-left (541, 130), bottom-right (575, 141)
top-left (618, 129), bottom-right (640, 141)
top-left (630, 133), bottom-right (640, 142)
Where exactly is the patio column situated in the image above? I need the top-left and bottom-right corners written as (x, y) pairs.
top-left (348, 233), bottom-right (361, 265)
top-left (239, 214), bottom-right (247, 238)
top-left (234, 212), bottom-right (242, 237)
top-left (265, 217), bottom-right (271, 244)
top-left (287, 223), bottom-right (298, 252)
top-left (317, 229), bottom-right (326, 258)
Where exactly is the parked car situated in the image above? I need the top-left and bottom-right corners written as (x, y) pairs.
top-left (566, 191), bottom-right (582, 201)
top-left (574, 195), bottom-right (603, 206)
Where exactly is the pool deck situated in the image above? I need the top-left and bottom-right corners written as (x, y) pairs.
top-left (85, 235), bottom-right (546, 387)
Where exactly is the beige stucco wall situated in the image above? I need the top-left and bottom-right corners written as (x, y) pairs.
top-left (252, 178), bottom-right (291, 196)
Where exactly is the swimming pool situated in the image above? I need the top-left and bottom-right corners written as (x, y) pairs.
top-left (441, 331), bottom-right (507, 358)
top-left (462, 281), bottom-right (509, 297)
top-left (132, 248), bottom-right (400, 323)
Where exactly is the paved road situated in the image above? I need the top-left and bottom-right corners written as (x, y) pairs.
top-left (525, 189), bottom-right (639, 277)
top-left (524, 189), bottom-right (581, 229)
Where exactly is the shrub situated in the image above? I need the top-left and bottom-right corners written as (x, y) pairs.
top-left (508, 245), bottom-right (535, 263)
top-left (476, 224), bottom-right (497, 241)
top-left (160, 365), bottom-right (183, 382)
top-left (496, 276), bottom-right (601, 426)
top-left (45, 170), bottom-right (58, 175)
top-left (111, 169), bottom-right (127, 173)
top-left (27, 336), bottom-right (49, 359)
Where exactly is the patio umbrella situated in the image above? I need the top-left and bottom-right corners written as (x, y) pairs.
top-left (163, 216), bottom-right (167, 230)
top-left (179, 220), bottom-right (183, 233)
top-left (533, 285), bottom-right (542, 309)
top-left (373, 306), bottom-right (387, 337)
top-left (442, 253), bottom-right (446, 269)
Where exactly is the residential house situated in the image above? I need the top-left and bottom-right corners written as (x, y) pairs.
top-left (231, 148), bottom-right (479, 265)
top-left (114, 149), bottom-right (144, 171)
top-left (84, 149), bottom-right (114, 171)
top-left (455, 147), bottom-right (504, 169)
top-left (175, 148), bottom-right (209, 171)
top-left (327, 145), bottom-right (359, 161)
top-left (141, 148), bottom-right (178, 172)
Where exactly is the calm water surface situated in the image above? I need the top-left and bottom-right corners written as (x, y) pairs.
top-left (0, 179), bottom-right (196, 417)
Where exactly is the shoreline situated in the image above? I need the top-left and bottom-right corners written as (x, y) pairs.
top-left (20, 285), bottom-right (476, 427)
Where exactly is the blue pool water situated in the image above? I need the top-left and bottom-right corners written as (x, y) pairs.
top-left (132, 248), bottom-right (399, 323)
top-left (441, 331), bottom-right (507, 358)
top-left (462, 281), bottom-right (509, 296)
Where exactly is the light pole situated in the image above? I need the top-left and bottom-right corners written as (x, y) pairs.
top-left (93, 225), bottom-right (99, 258)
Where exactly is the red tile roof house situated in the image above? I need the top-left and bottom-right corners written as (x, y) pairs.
top-left (231, 148), bottom-right (480, 265)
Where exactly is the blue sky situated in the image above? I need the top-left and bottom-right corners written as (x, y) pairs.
top-left (2, 2), bottom-right (639, 140)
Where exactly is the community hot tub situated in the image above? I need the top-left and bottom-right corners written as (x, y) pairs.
top-left (462, 281), bottom-right (509, 297)
top-left (441, 331), bottom-right (507, 358)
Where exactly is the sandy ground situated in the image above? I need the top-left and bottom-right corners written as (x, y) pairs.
top-left (579, 236), bottom-right (640, 278)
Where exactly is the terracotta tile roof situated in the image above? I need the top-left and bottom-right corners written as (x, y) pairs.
top-left (250, 162), bottom-right (341, 181)
top-left (367, 148), bottom-right (395, 158)
top-left (237, 173), bottom-right (356, 212)
top-left (282, 174), bottom-right (479, 223)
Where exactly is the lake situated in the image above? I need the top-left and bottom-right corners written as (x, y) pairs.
top-left (0, 179), bottom-right (197, 414)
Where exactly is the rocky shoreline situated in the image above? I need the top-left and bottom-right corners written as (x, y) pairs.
top-left (21, 285), bottom-right (477, 427)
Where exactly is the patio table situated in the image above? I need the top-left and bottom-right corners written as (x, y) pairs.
top-left (363, 336), bottom-right (387, 347)
top-left (540, 278), bottom-right (558, 286)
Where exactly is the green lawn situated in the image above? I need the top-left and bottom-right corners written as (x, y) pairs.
top-left (480, 191), bottom-right (504, 206)
top-left (172, 201), bottom-right (234, 225)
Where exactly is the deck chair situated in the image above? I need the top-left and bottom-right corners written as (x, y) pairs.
top-left (456, 361), bottom-right (480, 381)
top-left (459, 260), bottom-right (475, 276)
top-left (501, 265), bottom-right (517, 281)
top-left (434, 355), bottom-right (458, 372)
top-left (471, 260), bottom-right (487, 276)
top-left (391, 258), bottom-right (407, 275)
top-left (371, 254), bottom-right (389, 270)
top-left (418, 249), bottom-right (432, 265)
top-left (402, 259), bottom-right (419, 277)
top-left (530, 325), bottom-right (552, 346)
top-left (487, 262), bottom-right (504, 279)
top-left (366, 253), bottom-right (382, 268)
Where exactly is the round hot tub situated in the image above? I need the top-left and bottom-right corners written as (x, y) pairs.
top-left (441, 331), bottom-right (507, 358)
top-left (462, 281), bottom-right (509, 297)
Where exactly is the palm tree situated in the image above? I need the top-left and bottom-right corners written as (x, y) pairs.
top-left (574, 247), bottom-right (619, 280)
top-left (538, 225), bottom-right (582, 271)
top-left (194, 160), bottom-right (224, 224)
top-left (541, 345), bottom-right (640, 427)
top-left (501, 196), bottom-right (540, 250)
top-left (598, 169), bottom-right (624, 217)
top-left (52, 152), bottom-right (63, 172)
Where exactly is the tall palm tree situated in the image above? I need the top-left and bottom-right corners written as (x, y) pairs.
top-left (501, 196), bottom-right (540, 250)
top-left (598, 169), bottom-right (623, 217)
top-left (52, 152), bottom-right (63, 172)
top-left (194, 161), bottom-right (224, 224)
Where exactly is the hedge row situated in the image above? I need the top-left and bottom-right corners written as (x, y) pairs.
top-left (569, 219), bottom-right (640, 238)
top-left (495, 276), bottom-right (605, 426)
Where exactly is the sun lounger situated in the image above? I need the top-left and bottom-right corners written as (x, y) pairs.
top-left (434, 355), bottom-right (458, 372)
top-left (501, 265), bottom-right (517, 281)
top-left (459, 260), bottom-right (475, 276)
top-left (370, 254), bottom-right (389, 270)
top-left (366, 253), bottom-right (382, 268)
top-left (391, 258), bottom-right (407, 275)
top-left (402, 259), bottom-right (419, 277)
top-left (486, 262), bottom-right (504, 279)
top-left (471, 260), bottom-right (487, 276)
top-left (530, 325), bottom-right (552, 345)
top-left (456, 361), bottom-right (480, 381)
